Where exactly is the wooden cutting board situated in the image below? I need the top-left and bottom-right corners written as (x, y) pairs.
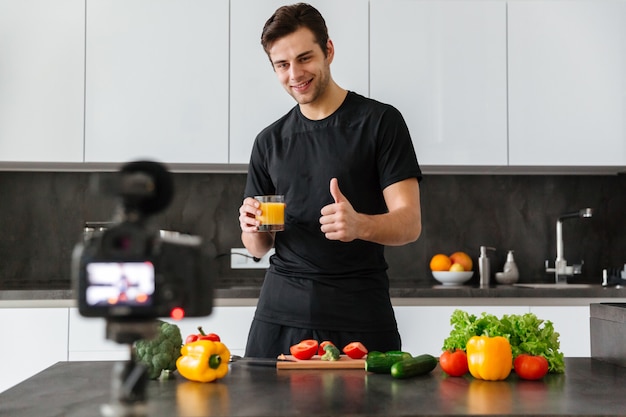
top-left (276, 355), bottom-right (366, 370)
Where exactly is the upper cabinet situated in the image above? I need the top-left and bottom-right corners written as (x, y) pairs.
top-left (229, 0), bottom-right (369, 164)
top-left (2, 0), bottom-right (625, 171)
top-left (0, 0), bottom-right (84, 163)
top-left (84, 0), bottom-right (229, 164)
top-left (370, 0), bottom-right (508, 167)
top-left (508, 0), bottom-right (626, 167)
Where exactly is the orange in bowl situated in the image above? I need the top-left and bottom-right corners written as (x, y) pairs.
top-left (449, 251), bottom-right (473, 272)
top-left (430, 254), bottom-right (452, 271)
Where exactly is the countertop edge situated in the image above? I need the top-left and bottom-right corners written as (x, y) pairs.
top-left (2, 286), bottom-right (626, 308)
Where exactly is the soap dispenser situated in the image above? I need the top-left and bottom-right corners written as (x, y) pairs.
top-left (495, 250), bottom-right (519, 285)
top-left (478, 246), bottom-right (496, 288)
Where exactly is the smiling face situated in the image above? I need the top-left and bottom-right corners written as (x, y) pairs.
top-left (268, 26), bottom-right (335, 109)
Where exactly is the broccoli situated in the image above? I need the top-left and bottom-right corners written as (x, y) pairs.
top-left (133, 320), bottom-right (183, 379)
top-left (321, 344), bottom-right (341, 361)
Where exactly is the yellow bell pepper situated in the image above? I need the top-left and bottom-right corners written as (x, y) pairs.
top-left (466, 335), bottom-right (512, 381)
top-left (176, 340), bottom-right (230, 382)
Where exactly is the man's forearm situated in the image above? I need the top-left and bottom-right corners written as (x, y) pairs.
top-left (358, 206), bottom-right (422, 246)
top-left (241, 231), bottom-right (275, 258)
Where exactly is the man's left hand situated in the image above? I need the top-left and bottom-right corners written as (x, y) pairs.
top-left (319, 178), bottom-right (361, 242)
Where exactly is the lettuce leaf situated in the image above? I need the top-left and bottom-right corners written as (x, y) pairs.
top-left (441, 309), bottom-right (565, 373)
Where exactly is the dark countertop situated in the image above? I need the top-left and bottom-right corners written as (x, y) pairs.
top-left (1, 358), bottom-right (625, 416)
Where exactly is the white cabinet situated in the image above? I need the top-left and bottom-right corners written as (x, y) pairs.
top-left (395, 304), bottom-right (589, 359)
top-left (0, 0), bottom-right (84, 163)
top-left (68, 308), bottom-right (129, 361)
top-left (395, 305), bottom-right (529, 356)
top-left (371, 0), bottom-right (508, 167)
top-left (68, 306), bottom-right (255, 360)
top-left (165, 306), bottom-right (256, 357)
top-left (229, 0), bottom-right (369, 164)
top-left (508, 0), bottom-right (626, 167)
top-left (84, 0), bottom-right (229, 164)
top-left (0, 308), bottom-right (69, 393)
top-left (529, 306), bottom-right (590, 357)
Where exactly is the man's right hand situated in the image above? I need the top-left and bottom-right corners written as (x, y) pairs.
top-left (239, 197), bottom-right (262, 233)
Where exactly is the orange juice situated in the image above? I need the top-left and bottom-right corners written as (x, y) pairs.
top-left (255, 195), bottom-right (285, 231)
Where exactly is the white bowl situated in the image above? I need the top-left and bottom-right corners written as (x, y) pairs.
top-left (432, 271), bottom-right (474, 286)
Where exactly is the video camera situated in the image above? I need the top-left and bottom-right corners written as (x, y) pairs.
top-left (72, 160), bottom-right (213, 321)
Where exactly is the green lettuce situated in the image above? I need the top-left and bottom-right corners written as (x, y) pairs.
top-left (442, 309), bottom-right (565, 373)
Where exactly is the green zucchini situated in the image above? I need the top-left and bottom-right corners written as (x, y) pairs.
top-left (390, 354), bottom-right (438, 379)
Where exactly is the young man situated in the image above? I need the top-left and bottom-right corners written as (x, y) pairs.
top-left (238, 3), bottom-right (422, 358)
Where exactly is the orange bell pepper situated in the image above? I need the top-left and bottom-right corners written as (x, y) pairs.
top-left (466, 335), bottom-right (512, 381)
top-left (176, 340), bottom-right (230, 382)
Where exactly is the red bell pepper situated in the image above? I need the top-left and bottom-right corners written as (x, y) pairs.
top-left (185, 326), bottom-right (221, 344)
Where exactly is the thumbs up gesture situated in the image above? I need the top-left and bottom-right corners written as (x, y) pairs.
top-left (320, 178), bottom-right (360, 242)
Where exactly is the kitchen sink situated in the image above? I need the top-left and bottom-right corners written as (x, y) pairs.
top-left (513, 283), bottom-right (596, 289)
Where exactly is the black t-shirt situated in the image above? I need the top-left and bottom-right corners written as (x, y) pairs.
top-left (244, 91), bottom-right (422, 332)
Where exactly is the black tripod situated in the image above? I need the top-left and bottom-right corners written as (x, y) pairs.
top-left (100, 319), bottom-right (158, 417)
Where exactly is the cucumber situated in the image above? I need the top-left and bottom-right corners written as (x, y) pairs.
top-left (366, 351), bottom-right (386, 359)
top-left (365, 355), bottom-right (395, 374)
top-left (385, 351), bottom-right (413, 362)
top-left (390, 354), bottom-right (438, 379)
top-left (365, 350), bottom-right (414, 374)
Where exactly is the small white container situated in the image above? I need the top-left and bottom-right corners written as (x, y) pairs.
top-left (495, 250), bottom-right (519, 285)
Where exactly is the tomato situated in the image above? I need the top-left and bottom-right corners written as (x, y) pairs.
top-left (290, 339), bottom-right (319, 360)
top-left (514, 354), bottom-right (549, 380)
top-left (342, 342), bottom-right (368, 359)
top-left (439, 349), bottom-right (469, 377)
top-left (318, 341), bottom-right (335, 356)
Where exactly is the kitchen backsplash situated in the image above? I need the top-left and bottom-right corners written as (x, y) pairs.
top-left (0, 171), bottom-right (624, 290)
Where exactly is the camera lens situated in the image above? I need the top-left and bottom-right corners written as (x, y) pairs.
top-left (100, 224), bottom-right (149, 258)
top-left (113, 235), bottom-right (132, 251)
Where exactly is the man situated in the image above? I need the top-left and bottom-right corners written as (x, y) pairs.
top-left (238, 3), bottom-right (422, 358)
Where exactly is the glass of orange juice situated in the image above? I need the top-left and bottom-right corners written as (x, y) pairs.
top-left (255, 195), bottom-right (285, 232)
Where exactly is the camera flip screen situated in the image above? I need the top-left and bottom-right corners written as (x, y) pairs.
top-left (85, 262), bottom-right (155, 307)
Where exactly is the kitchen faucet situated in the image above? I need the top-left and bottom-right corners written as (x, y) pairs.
top-left (545, 208), bottom-right (593, 283)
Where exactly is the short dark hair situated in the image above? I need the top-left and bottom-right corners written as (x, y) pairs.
top-left (261, 3), bottom-right (329, 57)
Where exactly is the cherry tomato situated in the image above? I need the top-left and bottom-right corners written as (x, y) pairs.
top-left (514, 354), bottom-right (549, 380)
top-left (318, 341), bottom-right (335, 356)
top-left (439, 349), bottom-right (469, 377)
top-left (290, 339), bottom-right (319, 360)
top-left (342, 342), bottom-right (368, 359)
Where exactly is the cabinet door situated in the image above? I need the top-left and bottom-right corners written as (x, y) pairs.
top-left (229, 0), bottom-right (369, 164)
top-left (68, 306), bottom-right (255, 360)
top-left (395, 306), bottom-right (529, 356)
top-left (371, 0), bottom-right (508, 166)
top-left (68, 309), bottom-right (129, 361)
top-left (0, 308), bottom-right (68, 393)
top-left (0, 0), bottom-right (84, 163)
top-left (166, 306), bottom-right (256, 357)
top-left (508, 1), bottom-right (626, 166)
top-left (529, 306), bottom-right (590, 357)
top-left (85, 0), bottom-right (229, 164)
